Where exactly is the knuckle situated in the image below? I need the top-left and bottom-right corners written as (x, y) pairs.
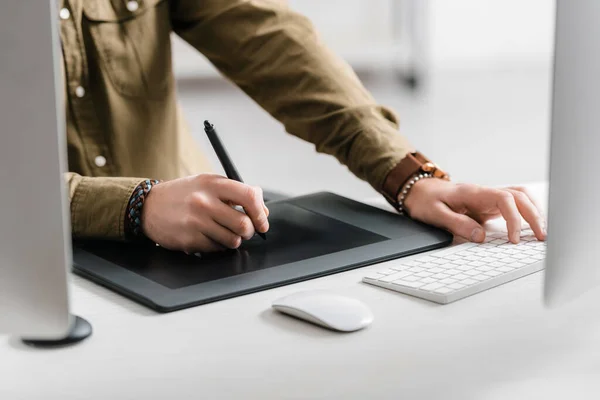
top-left (497, 190), bottom-right (514, 202)
top-left (245, 185), bottom-right (257, 202)
top-left (181, 215), bottom-right (195, 230)
top-left (238, 217), bottom-right (254, 236)
top-left (193, 193), bottom-right (212, 209)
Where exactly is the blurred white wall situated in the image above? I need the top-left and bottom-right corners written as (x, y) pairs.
top-left (171, 0), bottom-right (555, 78)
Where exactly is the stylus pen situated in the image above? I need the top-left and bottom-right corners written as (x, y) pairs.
top-left (204, 120), bottom-right (267, 240)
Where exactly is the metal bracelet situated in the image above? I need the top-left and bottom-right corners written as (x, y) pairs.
top-left (397, 172), bottom-right (433, 215)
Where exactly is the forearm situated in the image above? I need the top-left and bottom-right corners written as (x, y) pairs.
top-left (66, 172), bottom-right (145, 240)
top-left (171, 0), bottom-right (413, 190)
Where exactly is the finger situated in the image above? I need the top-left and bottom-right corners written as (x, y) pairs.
top-left (493, 191), bottom-right (522, 243)
top-left (264, 204), bottom-right (270, 217)
top-left (216, 181), bottom-right (269, 233)
top-left (200, 220), bottom-right (243, 249)
top-left (508, 186), bottom-right (546, 237)
top-left (432, 203), bottom-right (486, 243)
top-left (211, 201), bottom-right (256, 240)
top-left (506, 189), bottom-right (546, 241)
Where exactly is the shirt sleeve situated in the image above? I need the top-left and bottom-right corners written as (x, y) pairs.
top-left (66, 172), bottom-right (145, 240)
top-left (169, 0), bottom-right (414, 191)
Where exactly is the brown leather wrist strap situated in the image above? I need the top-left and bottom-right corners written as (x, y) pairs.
top-left (381, 152), bottom-right (450, 210)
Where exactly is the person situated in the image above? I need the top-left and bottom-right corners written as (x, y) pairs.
top-left (60, 0), bottom-right (546, 254)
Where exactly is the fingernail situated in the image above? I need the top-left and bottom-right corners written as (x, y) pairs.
top-left (470, 228), bottom-right (484, 242)
top-left (539, 219), bottom-right (547, 236)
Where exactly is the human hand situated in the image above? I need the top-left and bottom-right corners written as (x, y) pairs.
top-left (402, 179), bottom-right (546, 243)
top-left (141, 174), bottom-right (269, 253)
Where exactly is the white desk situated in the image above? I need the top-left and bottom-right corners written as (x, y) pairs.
top-left (2, 183), bottom-right (600, 400)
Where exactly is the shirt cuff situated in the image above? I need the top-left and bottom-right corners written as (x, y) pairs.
top-left (70, 177), bottom-right (146, 240)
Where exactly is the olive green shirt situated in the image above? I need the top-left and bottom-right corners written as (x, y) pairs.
top-left (61, 0), bottom-right (413, 240)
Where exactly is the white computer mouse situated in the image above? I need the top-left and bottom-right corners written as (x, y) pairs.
top-left (272, 290), bottom-right (374, 332)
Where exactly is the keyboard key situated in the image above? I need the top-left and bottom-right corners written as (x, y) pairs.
top-left (407, 267), bottom-right (425, 273)
top-left (532, 254), bottom-right (545, 260)
top-left (380, 271), bottom-right (414, 282)
top-left (422, 263), bottom-right (440, 269)
top-left (431, 242), bottom-right (477, 257)
top-left (487, 248), bottom-right (504, 254)
top-left (509, 262), bottom-right (526, 269)
top-left (430, 258), bottom-right (447, 265)
top-left (480, 257), bottom-right (497, 263)
top-left (490, 239), bottom-right (508, 245)
top-left (468, 261), bottom-right (486, 267)
top-left (421, 282), bottom-right (445, 291)
top-left (464, 270), bottom-right (480, 276)
top-left (484, 270), bottom-right (502, 277)
top-left (445, 255), bottom-right (461, 261)
top-left (428, 267), bottom-right (444, 274)
top-left (489, 262), bottom-right (504, 268)
top-left (488, 232), bottom-right (507, 238)
top-left (420, 277), bottom-right (437, 284)
top-left (432, 273), bottom-right (450, 279)
top-left (459, 278), bottom-right (477, 285)
top-left (375, 268), bottom-right (397, 275)
top-left (448, 283), bottom-right (466, 290)
top-left (403, 260), bottom-right (424, 267)
top-left (418, 256), bottom-right (437, 263)
top-left (456, 265), bottom-right (473, 271)
top-left (415, 271), bottom-right (434, 278)
top-left (392, 280), bottom-right (426, 289)
top-left (434, 287), bottom-right (454, 294)
top-left (475, 266), bottom-right (494, 272)
top-left (472, 274), bottom-right (491, 281)
top-left (444, 269), bottom-right (462, 275)
top-left (390, 265), bottom-right (410, 272)
top-left (512, 254), bottom-right (528, 260)
top-left (464, 256), bottom-right (482, 262)
top-left (439, 278), bottom-right (457, 285)
top-left (521, 258), bottom-right (539, 265)
top-left (450, 260), bottom-right (466, 266)
top-left (496, 266), bottom-right (515, 273)
top-left (403, 275), bottom-right (421, 282)
top-left (453, 273), bottom-right (469, 280)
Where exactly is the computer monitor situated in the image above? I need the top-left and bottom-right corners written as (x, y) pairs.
top-left (0, 0), bottom-right (91, 346)
top-left (544, 0), bottom-right (600, 306)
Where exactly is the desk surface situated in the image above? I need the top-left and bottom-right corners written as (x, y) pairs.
top-left (2, 183), bottom-right (600, 400)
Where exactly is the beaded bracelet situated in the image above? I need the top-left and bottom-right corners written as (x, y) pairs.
top-left (125, 179), bottom-right (160, 238)
top-left (397, 172), bottom-right (433, 215)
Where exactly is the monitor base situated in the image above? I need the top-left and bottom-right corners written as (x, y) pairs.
top-left (21, 315), bottom-right (92, 347)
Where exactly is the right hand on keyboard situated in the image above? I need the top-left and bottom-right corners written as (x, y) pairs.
top-left (403, 180), bottom-right (546, 244)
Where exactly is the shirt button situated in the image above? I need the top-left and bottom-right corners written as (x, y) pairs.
top-left (75, 86), bottom-right (86, 98)
top-left (94, 155), bottom-right (107, 168)
top-left (59, 8), bottom-right (70, 20)
top-left (126, 1), bottom-right (139, 12)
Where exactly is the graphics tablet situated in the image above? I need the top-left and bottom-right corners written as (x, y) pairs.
top-left (73, 192), bottom-right (452, 312)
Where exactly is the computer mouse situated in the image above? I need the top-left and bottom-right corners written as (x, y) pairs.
top-left (272, 290), bottom-right (374, 332)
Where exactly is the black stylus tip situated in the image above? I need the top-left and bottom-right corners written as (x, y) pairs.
top-left (204, 120), bottom-right (213, 130)
top-left (258, 232), bottom-right (267, 240)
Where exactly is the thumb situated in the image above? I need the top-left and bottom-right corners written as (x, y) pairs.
top-left (435, 204), bottom-right (485, 243)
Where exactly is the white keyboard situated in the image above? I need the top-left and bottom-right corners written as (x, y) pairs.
top-left (362, 230), bottom-right (546, 304)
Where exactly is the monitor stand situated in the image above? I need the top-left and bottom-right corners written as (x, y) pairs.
top-left (21, 315), bottom-right (92, 348)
